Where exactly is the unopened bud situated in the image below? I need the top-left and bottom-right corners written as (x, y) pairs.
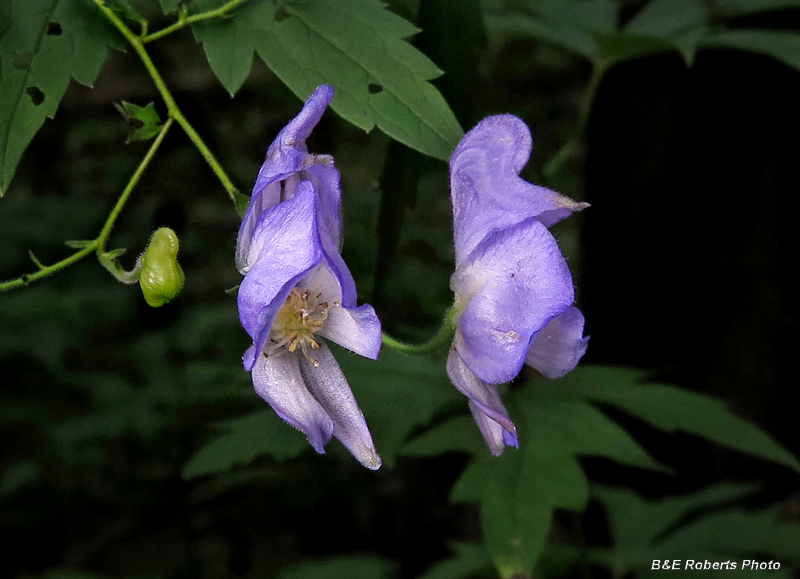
top-left (139, 227), bottom-right (184, 307)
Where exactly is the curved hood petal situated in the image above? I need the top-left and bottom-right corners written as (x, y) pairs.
top-left (450, 114), bottom-right (587, 265)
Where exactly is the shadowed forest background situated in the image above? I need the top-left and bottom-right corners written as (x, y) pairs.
top-left (2, 0), bottom-right (800, 578)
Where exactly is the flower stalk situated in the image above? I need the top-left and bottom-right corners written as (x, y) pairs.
top-left (92, 0), bottom-right (239, 204)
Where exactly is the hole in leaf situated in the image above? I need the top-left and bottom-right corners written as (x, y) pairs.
top-left (26, 87), bottom-right (45, 106)
top-left (368, 83), bottom-right (383, 95)
top-left (13, 52), bottom-right (34, 70)
top-left (46, 22), bottom-right (62, 36)
top-left (274, 6), bottom-right (290, 22)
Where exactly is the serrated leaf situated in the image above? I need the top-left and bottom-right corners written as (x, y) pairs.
top-left (622, 0), bottom-right (710, 64)
top-left (595, 484), bottom-right (755, 554)
top-left (530, 366), bottom-right (800, 472)
top-left (159, 0), bottom-right (183, 13)
top-left (0, 0), bottom-right (120, 196)
top-left (335, 346), bottom-right (462, 467)
top-left (483, 12), bottom-right (598, 60)
top-left (191, 0), bottom-right (464, 160)
top-left (277, 555), bottom-right (397, 579)
top-left (450, 403), bottom-right (596, 578)
top-left (524, 401), bottom-right (670, 473)
top-left (182, 409), bottom-right (308, 479)
top-left (106, 0), bottom-right (147, 25)
top-left (702, 30), bottom-right (800, 71)
top-left (591, 484), bottom-right (800, 575)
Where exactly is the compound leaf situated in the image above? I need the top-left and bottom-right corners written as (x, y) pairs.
top-left (0, 0), bottom-right (120, 195)
top-left (191, 0), bottom-right (463, 160)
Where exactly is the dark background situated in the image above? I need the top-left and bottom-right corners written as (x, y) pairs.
top-left (2, 1), bottom-right (799, 578)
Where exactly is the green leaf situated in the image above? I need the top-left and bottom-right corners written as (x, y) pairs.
top-left (159, 0), bottom-right (183, 13)
top-left (531, 366), bottom-right (800, 472)
top-left (182, 409), bottom-right (308, 478)
top-left (103, 247), bottom-right (126, 259)
top-left (64, 239), bottom-right (94, 248)
top-left (233, 189), bottom-right (250, 218)
top-left (335, 347), bottom-right (462, 466)
top-left (626, 0), bottom-right (708, 38)
top-left (450, 402), bottom-right (598, 578)
top-left (0, 0), bottom-right (120, 195)
top-left (416, 543), bottom-right (493, 579)
top-left (117, 101), bottom-right (162, 143)
top-left (591, 484), bottom-right (800, 575)
top-left (659, 504), bottom-right (800, 562)
top-left (484, 0), bottom-right (619, 62)
top-left (521, 400), bottom-right (670, 473)
top-left (595, 484), bottom-right (755, 555)
top-left (619, 0), bottom-right (710, 65)
top-left (277, 555), bottom-right (397, 579)
top-left (403, 415), bottom-right (486, 456)
top-left (191, 0), bottom-right (464, 160)
top-left (595, 31), bottom-right (677, 65)
top-left (702, 30), bottom-right (800, 72)
top-left (28, 249), bottom-right (46, 270)
top-left (713, 0), bottom-right (800, 17)
top-left (483, 12), bottom-right (599, 60)
top-left (106, 0), bottom-right (147, 26)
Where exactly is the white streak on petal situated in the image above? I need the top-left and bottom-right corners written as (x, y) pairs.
top-left (298, 342), bottom-right (381, 470)
top-left (250, 346), bottom-right (334, 454)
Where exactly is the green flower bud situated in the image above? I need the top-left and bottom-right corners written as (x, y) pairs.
top-left (139, 227), bottom-right (185, 307)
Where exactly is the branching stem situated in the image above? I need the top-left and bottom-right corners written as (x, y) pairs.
top-left (0, 118), bottom-right (174, 292)
top-left (544, 62), bottom-right (607, 180)
top-left (142, 0), bottom-right (252, 44)
top-left (93, 0), bottom-right (239, 204)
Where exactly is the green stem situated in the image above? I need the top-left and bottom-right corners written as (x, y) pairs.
top-left (0, 118), bottom-right (174, 292)
top-left (544, 62), bottom-right (607, 180)
top-left (97, 117), bottom-right (174, 282)
top-left (382, 307), bottom-right (457, 355)
top-left (93, 0), bottom-right (239, 204)
top-left (142, 0), bottom-right (251, 44)
top-left (0, 243), bottom-right (97, 292)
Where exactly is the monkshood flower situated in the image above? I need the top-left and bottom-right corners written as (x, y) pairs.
top-left (236, 86), bottom-right (382, 470)
top-left (448, 115), bottom-right (590, 456)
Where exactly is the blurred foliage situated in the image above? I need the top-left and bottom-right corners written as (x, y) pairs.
top-left (2, 0), bottom-right (800, 579)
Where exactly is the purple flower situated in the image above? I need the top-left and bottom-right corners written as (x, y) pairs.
top-left (236, 86), bottom-right (382, 470)
top-left (448, 115), bottom-right (589, 456)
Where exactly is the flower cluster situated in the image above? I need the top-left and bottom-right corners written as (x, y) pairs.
top-left (236, 85), bottom-right (587, 467)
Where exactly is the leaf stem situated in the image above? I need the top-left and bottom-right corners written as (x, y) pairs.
top-left (97, 117), bottom-right (175, 282)
top-left (0, 243), bottom-right (97, 292)
top-left (544, 62), bottom-right (607, 180)
top-left (0, 118), bottom-right (174, 292)
top-left (93, 0), bottom-right (239, 204)
top-left (142, 0), bottom-right (252, 44)
top-left (381, 307), bottom-right (457, 355)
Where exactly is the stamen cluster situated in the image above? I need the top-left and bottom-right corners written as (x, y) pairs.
top-left (266, 288), bottom-right (336, 365)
